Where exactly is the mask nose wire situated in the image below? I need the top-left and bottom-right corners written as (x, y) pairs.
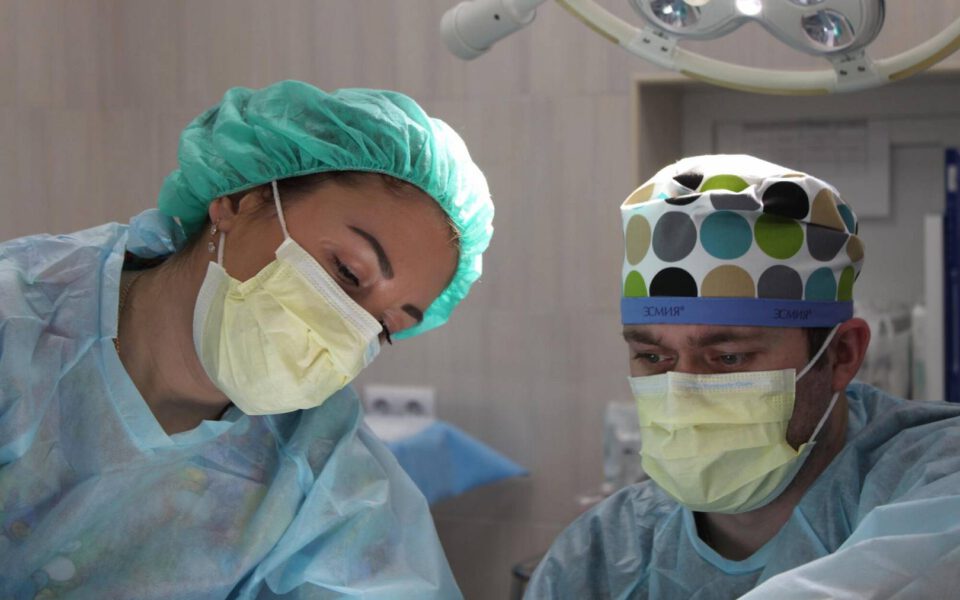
top-left (796, 323), bottom-right (841, 381)
top-left (271, 180), bottom-right (291, 241)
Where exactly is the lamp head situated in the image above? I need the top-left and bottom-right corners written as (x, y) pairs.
top-left (630, 0), bottom-right (885, 56)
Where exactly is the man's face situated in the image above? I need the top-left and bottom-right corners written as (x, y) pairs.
top-left (623, 324), bottom-right (836, 449)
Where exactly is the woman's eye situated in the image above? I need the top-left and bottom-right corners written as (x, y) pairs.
top-left (334, 257), bottom-right (359, 287)
top-left (379, 320), bottom-right (393, 345)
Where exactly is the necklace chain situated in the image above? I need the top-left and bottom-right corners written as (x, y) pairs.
top-left (114, 271), bottom-right (144, 354)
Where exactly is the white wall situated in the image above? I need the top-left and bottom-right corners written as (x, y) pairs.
top-left (2, 2), bottom-right (958, 598)
top-left (678, 80), bottom-right (960, 310)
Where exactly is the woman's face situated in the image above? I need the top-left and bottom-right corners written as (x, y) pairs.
top-left (209, 177), bottom-right (459, 339)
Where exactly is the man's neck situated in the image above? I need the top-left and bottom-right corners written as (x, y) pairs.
top-left (697, 397), bottom-right (849, 560)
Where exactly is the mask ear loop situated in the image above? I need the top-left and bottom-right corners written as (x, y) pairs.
top-left (271, 180), bottom-right (291, 240)
top-left (217, 232), bottom-right (226, 266)
top-left (797, 323), bottom-right (843, 444)
top-left (808, 391), bottom-right (841, 444)
top-left (219, 181), bottom-right (289, 267)
top-left (797, 323), bottom-right (841, 381)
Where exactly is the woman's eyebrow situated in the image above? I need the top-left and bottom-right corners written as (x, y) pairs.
top-left (348, 226), bottom-right (393, 279)
top-left (346, 226), bottom-right (424, 325)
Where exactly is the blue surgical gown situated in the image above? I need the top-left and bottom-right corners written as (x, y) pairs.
top-left (526, 383), bottom-right (960, 599)
top-left (0, 210), bottom-right (462, 599)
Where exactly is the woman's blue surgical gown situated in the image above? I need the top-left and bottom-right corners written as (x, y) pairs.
top-left (0, 210), bottom-right (461, 599)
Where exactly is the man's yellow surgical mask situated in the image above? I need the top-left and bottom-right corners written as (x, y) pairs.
top-left (192, 182), bottom-right (382, 416)
top-left (630, 326), bottom-right (840, 514)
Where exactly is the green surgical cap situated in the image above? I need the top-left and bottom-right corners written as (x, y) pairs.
top-left (158, 80), bottom-right (494, 339)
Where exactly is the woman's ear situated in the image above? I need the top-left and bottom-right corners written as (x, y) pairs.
top-left (830, 318), bottom-right (871, 393)
top-left (208, 188), bottom-right (269, 232)
top-left (208, 196), bottom-right (239, 233)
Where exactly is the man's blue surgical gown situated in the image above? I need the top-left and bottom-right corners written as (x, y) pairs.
top-left (0, 210), bottom-right (461, 599)
top-left (526, 383), bottom-right (960, 599)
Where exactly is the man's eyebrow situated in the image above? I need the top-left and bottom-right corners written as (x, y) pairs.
top-left (689, 331), bottom-right (765, 347)
top-left (348, 226), bottom-right (393, 280)
top-left (403, 304), bottom-right (424, 324)
top-left (623, 330), bottom-right (661, 345)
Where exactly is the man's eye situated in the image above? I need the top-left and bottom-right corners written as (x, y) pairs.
top-left (635, 353), bottom-right (662, 364)
top-left (718, 354), bottom-right (742, 366)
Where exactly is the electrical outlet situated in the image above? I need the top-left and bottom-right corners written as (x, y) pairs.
top-left (363, 384), bottom-right (436, 418)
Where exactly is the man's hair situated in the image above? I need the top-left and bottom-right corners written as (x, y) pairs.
top-left (805, 327), bottom-right (833, 369)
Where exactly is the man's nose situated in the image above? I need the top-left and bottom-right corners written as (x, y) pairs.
top-left (674, 355), bottom-right (712, 375)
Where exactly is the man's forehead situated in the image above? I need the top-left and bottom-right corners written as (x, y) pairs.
top-left (622, 323), bottom-right (792, 346)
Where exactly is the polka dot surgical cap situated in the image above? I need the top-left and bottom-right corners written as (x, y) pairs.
top-left (620, 154), bottom-right (864, 327)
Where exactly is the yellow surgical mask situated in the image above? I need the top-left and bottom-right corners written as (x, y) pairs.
top-left (630, 326), bottom-right (840, 514)
top-left (192, 181), bottom-right (382, 416)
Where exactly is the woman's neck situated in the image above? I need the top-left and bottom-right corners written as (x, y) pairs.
top-left (116, 245), bottom-right (231, 434)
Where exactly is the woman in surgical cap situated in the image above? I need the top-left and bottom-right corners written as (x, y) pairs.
top-left (0, 81), bottom-right (492, 599)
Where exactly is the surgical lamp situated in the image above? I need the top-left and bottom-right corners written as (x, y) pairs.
top-left (440, 0), bottom-right (960, 94)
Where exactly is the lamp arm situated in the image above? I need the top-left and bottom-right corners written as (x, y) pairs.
top-left (875, 15), bottom-right (960, 82)
top-left (556, 0), bottom-right (960, 95)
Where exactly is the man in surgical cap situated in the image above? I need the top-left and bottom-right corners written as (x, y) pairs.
top-left (526, 154), bottom-right (960, 599)
top-left (0, 81), bottom-right (493, 599)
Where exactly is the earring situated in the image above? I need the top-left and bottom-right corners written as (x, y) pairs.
top-left (208, 220), bottom-right (220, 254)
